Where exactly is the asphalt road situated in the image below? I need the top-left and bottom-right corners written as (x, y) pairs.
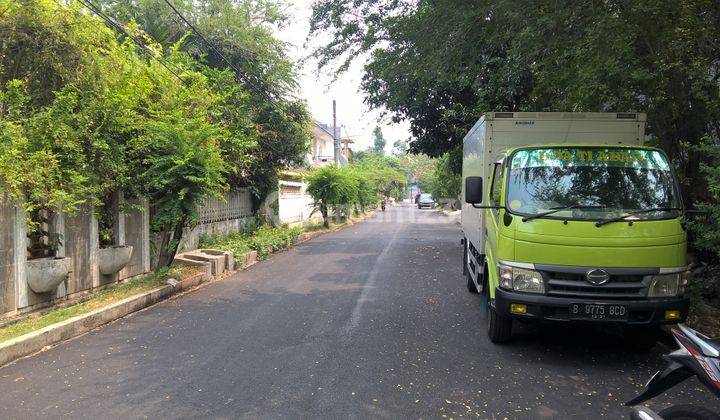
top-left (0, 204), bottom-right (717, 419)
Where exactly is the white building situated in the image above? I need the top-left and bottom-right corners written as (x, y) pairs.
top-left (307, 121), bottom-right (350, 167)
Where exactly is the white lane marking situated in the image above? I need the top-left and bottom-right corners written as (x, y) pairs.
top-left (341, 225), bottom-right (401, 337)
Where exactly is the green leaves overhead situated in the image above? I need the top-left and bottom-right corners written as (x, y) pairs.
top-left (309, 0), bottom-right (720, 164)
top-left (309, 0), bottom-right (720, 259)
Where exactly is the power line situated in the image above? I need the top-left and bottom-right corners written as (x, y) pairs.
top-left (73, 0), bottom-right (188, 86)
top-left (160, 0), bottom-right (239, 75)
top-left (160, 0), bottom-right (284, 106)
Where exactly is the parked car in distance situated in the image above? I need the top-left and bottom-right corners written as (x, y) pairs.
top-left (417, 193), bottom-right (435, 209)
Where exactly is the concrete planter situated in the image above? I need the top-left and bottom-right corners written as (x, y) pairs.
top-left (234, 250), bottom-right (258, 270)
top-left (97, 245), bottom-right (133, 275)
top-left (26, 257), bottom-right (71, 293)
top-left (199, 249), bottom-right (234, 271)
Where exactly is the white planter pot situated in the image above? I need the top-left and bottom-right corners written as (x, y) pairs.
top-left (98, 245), bottom-right (134, 275)
top-left (26, 257), bottom-right (71, 293)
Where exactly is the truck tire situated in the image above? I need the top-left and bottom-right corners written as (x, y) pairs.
top-left (658, 404), bottom-right (720, 420)
top-left (488, 303), bottom-right (512, 343)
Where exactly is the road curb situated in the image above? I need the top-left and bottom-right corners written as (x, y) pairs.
top-left (0, 272), bottom-right (204, 368)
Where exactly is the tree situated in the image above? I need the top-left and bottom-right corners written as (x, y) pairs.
top-left (352, 152), bottom-right (407, 200)
top-left (371, 126), bottom-right (386, 155)
top-left (309, 1), bottom-right (720, 185)
top-left (102, 0), bottom-right (312, 204)
top-left (306, 165), bottom-right (357, 227)
top-left (391, 140), bottom-right (408, 156)
top-left (424, 151), bottom-right (461, 207)
top-left (687, 136), bottom-right (720, 260)
top-left (0, 0), bottom-right (270, 268)
top-left (309, 0), bottom-right (720, 258)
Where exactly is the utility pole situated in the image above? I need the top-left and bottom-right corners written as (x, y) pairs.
top-left (333, 100), bottom-right (340, 166)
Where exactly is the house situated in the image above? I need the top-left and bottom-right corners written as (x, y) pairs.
top-left (307, 121), bottom-right (351, 167)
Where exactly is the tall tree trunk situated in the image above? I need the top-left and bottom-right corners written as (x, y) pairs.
top-left (321, 204), bottom-right (329, 228)
top-left (156, 218), bottom-right (186, 269)
top-left (156, 223), bottom-right (173, 269)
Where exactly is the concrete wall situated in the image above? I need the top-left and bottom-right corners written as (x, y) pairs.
top-left (176, 189), bottom-right (254, 253)
top-left (65, 206), bottom-right (97, 292)
top-left (0, 197), bottom-right (152, 319)
top-left (121, 199), bottom-right (150, 278)
top-left (177, 217), bottom-right (253, 253)
top-left (0, 201), bottom-right (16, 315)
top-left (278, 180), bottom-right (322, 227)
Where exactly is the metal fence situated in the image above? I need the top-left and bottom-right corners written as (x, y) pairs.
top-left (196, 189), bottom-right (253, 225)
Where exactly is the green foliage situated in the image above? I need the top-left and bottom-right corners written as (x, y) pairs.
top-left (0, 0), bottom-right (310, 266)
top-left (101, 0), bottom-right (312, 204)
top-left (423, 150), bottom-right (461, 202)
top-left (306, 154), bottom-right (407, 226)
top-left (352, 152), bottom-right (407, 201)
top-left (395, 153), bottom-right (436, 190)
top-left (371, 126), bottom-right (386, 155)
top-left (686, 136), bottom-right (720, 259)
top-left (200, 224), bottom-right (302, 260)
top-left (310, 0), bottom-right (720, 162)
top-left (309, 0), bottom-right (720, 262)
top-left (306, 165), bottom-right (358, 226)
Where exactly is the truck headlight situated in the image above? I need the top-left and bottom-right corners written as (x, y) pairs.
top-left (648, 273), bottom-right (681, 297)
top-left (498, 264), bottom-right (545, 294)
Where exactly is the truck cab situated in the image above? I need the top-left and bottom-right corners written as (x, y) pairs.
top-left (461, 112), bottom-right (689, 343)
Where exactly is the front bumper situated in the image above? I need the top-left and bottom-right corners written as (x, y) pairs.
top-left (494, 287), bottom-right (689, 325)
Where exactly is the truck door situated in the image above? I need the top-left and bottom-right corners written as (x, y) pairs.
top-left (484, 160), bottom-right (504, 293)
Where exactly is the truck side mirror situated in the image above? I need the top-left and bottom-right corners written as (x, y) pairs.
top-left (465, 176), bottom-right (483, 204)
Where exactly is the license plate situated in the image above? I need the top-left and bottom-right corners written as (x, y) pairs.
top-left (569, 303), bottom-right (627, 321)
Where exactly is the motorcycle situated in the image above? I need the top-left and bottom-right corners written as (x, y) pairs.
top-left (626, 324), bottom-right (720, 420)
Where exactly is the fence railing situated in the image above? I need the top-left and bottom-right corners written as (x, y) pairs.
top-left (196, 189), bottom-right (253, 225)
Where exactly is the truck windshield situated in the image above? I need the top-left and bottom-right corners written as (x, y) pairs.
top-left (506, 147), bottom-right (680, 221)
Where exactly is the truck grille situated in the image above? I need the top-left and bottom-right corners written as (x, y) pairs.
top-left (537, 266), bottom-right (652, 300)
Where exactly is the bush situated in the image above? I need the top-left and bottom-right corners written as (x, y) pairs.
top-left (306, 165), bottom-right (359, 227)
top-left (686, 136), bottom-right (720, 260)
top-left (246, 225), bottom-right (302, 259)
top-left (200, 224), bottom-right (302, 260)
top-left (420, 149), bottom-right (461, 207)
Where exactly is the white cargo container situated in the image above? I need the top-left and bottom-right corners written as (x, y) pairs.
top-left (461, 112), bottom-right (646, 264)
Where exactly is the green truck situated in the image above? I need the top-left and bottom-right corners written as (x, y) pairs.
top-left (461, 112), bottom-right (689, 344)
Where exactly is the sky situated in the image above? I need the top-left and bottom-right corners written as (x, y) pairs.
top-left (275, 0), bottom-right (411, 153)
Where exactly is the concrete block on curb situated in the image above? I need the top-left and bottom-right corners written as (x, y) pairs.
top-left (172, 255), bottom-right (213, 281)
top-left (295, 232), bottom-right (312, 243)
top-left (182, 252), bottom-right (224, 277)
top-left (234, 250), bottom-right (258, 270)
top-left (196, 249), bottom-right (233, 272)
